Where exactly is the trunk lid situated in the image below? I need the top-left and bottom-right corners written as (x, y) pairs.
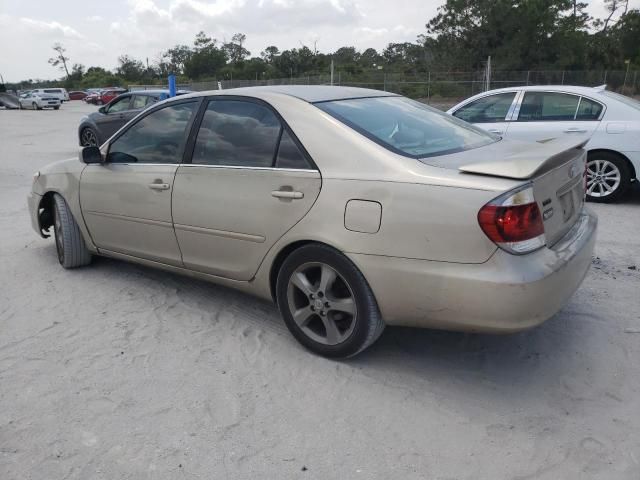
top-left (452, 138), bottom-right (587, 246)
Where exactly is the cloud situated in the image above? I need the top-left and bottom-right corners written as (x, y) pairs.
top-left (86, 15), bottom-right (104, 22)
top-left (19, 17), bottom-right (84, 39)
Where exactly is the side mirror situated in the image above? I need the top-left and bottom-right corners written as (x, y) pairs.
top-left (98, 106), bottom-right (106, 114)
top-left (81, 146), bottom-right (103, 164)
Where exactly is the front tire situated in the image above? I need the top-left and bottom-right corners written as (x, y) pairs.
top-left (586, 152), bottom-right (631, 203)
top-left (32, 102), bottom-right (40, 110)
top-left (52, 194), bottom-right (92, 269)
top-left (276, 244), bottom-right (385, 358)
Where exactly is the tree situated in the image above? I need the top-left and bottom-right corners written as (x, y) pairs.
top-left (261, 46), bottom-right (280, 64)
top-left (48, 43), bottom-right (71, 79)
top-left (223, 33), bottom-right (250, 64)
top-left (116, 55), bottom-right (145, 82)
top-left (161, 44), bottom-right (192, 75)
top-left (184, 31), bottom-right (227, 79)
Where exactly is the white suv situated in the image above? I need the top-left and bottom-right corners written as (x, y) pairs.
top-left (31, 88), bottom-right (69, 102)
top-left (448, 85), bottom-right (640, 202)
top-left (19, 92), bottom-right (61, 110)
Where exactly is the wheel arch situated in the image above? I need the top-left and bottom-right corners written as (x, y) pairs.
top-left (37, 191), bottom-right (58, 237)
top-left (588, 148), bottom-right (637, 180)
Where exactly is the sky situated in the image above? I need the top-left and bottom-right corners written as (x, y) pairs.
top-left (0, 0), bottom-right (638, 82)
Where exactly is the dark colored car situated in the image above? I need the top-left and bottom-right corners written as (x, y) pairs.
top-left (68, 91), bottom-right (88, 100)
top-left (78, 90), bottom-right (184, 146)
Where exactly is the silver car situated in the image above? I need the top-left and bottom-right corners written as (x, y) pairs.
top-left (28, 86), bottom-right (597, 358)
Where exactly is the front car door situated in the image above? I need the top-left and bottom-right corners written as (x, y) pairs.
top-left (505, 91), bottom-right (603, 142)
top-left (80, 99), bottom-right (200, 266)
top-left (451, 91), bottom-right (520, 136)
top-left (172, 97), bottom-right (321, 280)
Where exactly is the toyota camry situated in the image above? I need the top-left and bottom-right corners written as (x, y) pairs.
top-left (28, 86), bottom-right (597, 358)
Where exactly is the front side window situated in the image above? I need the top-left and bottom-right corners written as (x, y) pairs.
top-left (316, 96), bottom-right (497, 158)
top-left (576, 97), bottom-right (604, 120)
top-left (192, 100), bottom-right (281, 167)
top-left (518, 92), bottom-right (580, 121)
top-left (107, 102), bottom-right (197, 164)
top-left (107, 96), bottom-right (131, 113)
top-left (453, 92), bottom-right (517, 123)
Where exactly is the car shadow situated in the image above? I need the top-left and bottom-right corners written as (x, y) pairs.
top-left (81, 253), bottom-right (597, 405)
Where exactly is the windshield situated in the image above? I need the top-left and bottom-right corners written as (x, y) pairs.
top-left (315, 96), bottom-right (497, 158)
top-left (601, 90), bottom-right (640, 112)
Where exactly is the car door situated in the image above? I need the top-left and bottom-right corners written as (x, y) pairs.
top-left (172, 97), bottom-right (322, 281)
top-left (94, 95), bottom-right (134, 140)
top-left (451, 91), bottom-right (519, 136)
top-left (505, 91), bottom-right (602, 142)
top-left (80, 99), bottom-right (200, 266)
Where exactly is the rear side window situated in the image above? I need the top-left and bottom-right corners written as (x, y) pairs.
top-left (518, 92), bottom-right (580, 121)
top-left (132, 95), bottom-right (153, 109)
top-left (576, 97), bottom-right (603, 120)
top-left (453, 92), bottom-right (516, 123)
top-left (276, 130), bottom-right (310, 169)
top-left (44, 89), bottom-right (61, 93)
top-left (107, 102), bottom-right (197, 164)
top-left (316, 96), bottom-right (496, 158)
top-left (192, 100), bottom-right (281, 167)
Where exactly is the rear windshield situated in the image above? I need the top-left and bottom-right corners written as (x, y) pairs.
top-left (601, 90), bottom-right (640, 112)
top-left (315, 96), bottom-right (497, 158)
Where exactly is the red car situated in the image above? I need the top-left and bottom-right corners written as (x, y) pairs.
top-left (99, 88), bottom-right (127, 105)
top-left (68, 91), bottom-right (88, 100)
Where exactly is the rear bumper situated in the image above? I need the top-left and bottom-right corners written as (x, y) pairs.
top-left (348, 209), bottom-right (597, 332)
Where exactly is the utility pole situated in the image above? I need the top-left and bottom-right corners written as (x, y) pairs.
top-left (485, 56), bottom-right (491, 91)
top-left (623, 59), bottom-right (631, 93)
top-left (330, 59), bottom-right (334, 86)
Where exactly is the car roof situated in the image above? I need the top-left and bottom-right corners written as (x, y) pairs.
top-left (477, 85), bottom-right (607, 96)
top-left (181, 85), bottom-right (398, 103)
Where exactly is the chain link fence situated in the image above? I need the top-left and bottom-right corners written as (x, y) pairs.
top-left (130, 69), bottom-right (639, 109)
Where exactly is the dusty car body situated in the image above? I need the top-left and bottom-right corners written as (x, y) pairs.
top-left (28, 86), bottom-right (597, 357)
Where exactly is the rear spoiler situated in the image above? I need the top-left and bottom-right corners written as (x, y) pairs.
top-left (459, 138), bottom-right (588, 180)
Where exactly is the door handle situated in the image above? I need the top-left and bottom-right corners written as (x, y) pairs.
top-left (148, 183), bottom-right (170, 191)
top-left (564, 128), bottom-right (587, 133)
top-left (488, 129), bottom-right (504, 135)
top-left (271, 190), bottom-right (304, 199)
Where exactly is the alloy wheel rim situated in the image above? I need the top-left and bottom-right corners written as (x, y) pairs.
top-left (54, 210), bottom-right (64, 263)
top-left (82, 129), bottom-right (98, 147)
top-left (586, 160), bottom-right (621, 197)
top-left (287, 262), bottom-right (357, 346)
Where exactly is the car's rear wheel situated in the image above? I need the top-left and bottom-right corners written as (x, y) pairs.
top-left (80, 128), bottom-right (99, 147)
top-left (52, 194), bottom-right (92, 269)
top-left (586, 152), bottom-right (631, 203)
top-left (276, 244), bottom-right (385, 358)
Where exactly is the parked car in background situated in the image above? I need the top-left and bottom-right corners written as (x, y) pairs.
top-left (68, 91), bottom-right (88, 100)
top-left (18, 92), bottom-right (61, 110)
top-left (448, 85), bottom-right (640, 202)
top-left (78, 90), bottom-right (183, 146)
top-left (32, 86), bottom-right (596, 358)
top-left (31, 88), bottom-right (69, 103)
top-left (98, 88), bottom-right (127, 105)
top-left (84, 91), bottom-right (102, 104)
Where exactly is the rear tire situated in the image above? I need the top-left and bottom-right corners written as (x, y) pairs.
top-left (52, 194), bottom-right (92, 269)
top-left (276, 244), bottom-right (385, 358)
top-left (586, 151), bottom-right (631, 203)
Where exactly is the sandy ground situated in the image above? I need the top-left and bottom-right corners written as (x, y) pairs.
top-left (1, 102), bottom-right (639, 480)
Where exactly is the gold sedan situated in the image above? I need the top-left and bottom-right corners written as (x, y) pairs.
top-left (28, 86), bottom-right (597, 357)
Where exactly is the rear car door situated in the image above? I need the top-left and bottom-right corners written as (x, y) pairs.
top-left (451, 91), bottom-right (519, 136)
top-left (505, 91), bottom-right (602, 142)
top-left (172, 97), bottom-right (321, 280)
top-left (80, 100), bottom-right (200, 266)
top-left (94, 95), bottom-right (134, 140)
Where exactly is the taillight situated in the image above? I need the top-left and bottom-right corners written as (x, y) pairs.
top-left (478, 185), bottom-right (546, 255)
